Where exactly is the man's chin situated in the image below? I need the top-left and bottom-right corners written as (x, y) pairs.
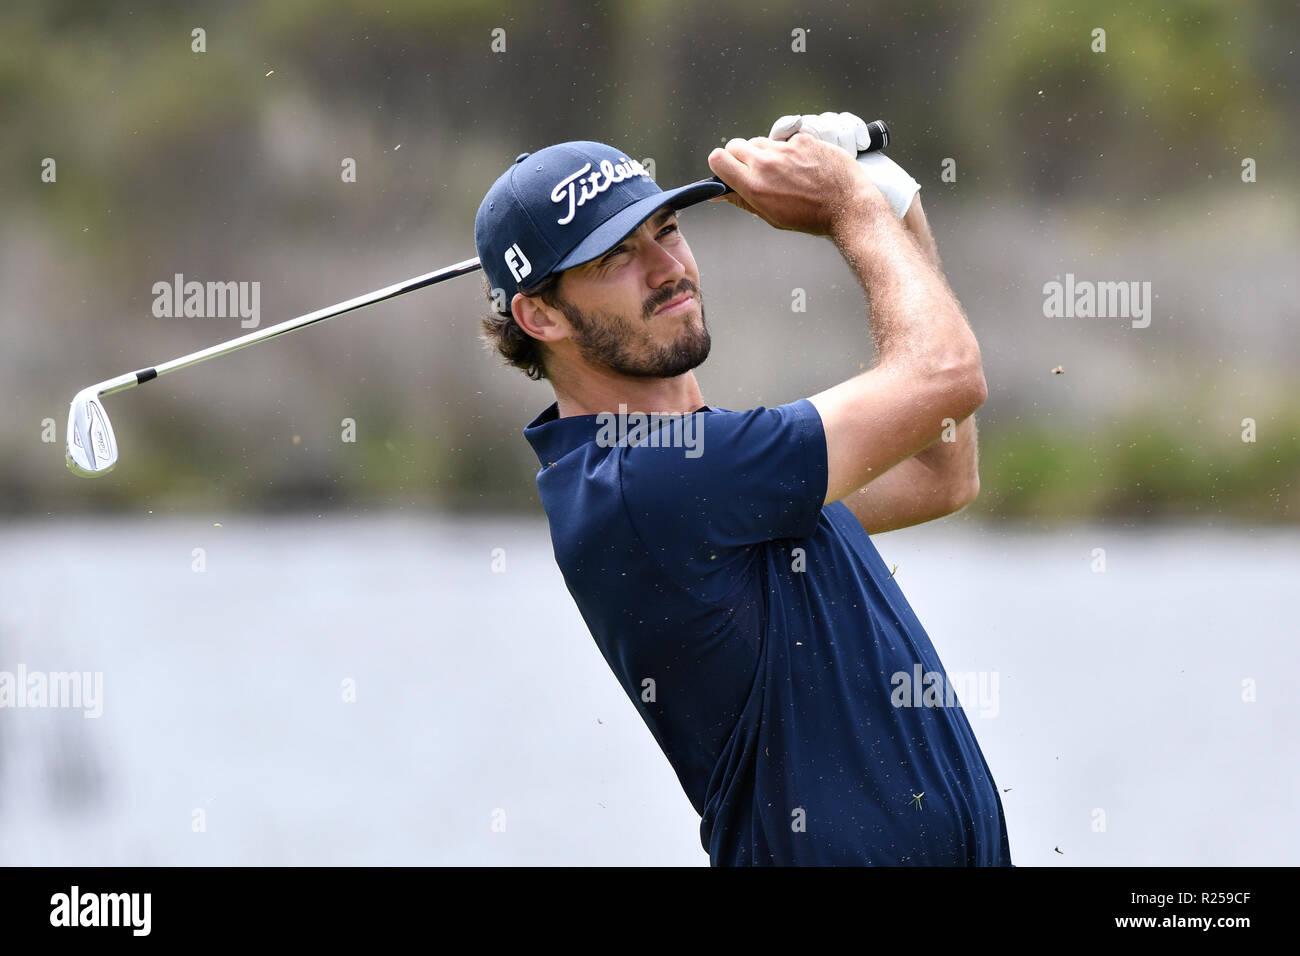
top-left (612, 328), bottom-right (709, 379)
top-left (658, 327), bottom-right (711, 377)
top-left (571, 302), bottom-right (711, 378)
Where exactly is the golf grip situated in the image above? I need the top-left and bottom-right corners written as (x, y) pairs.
top-left (708, 119), bottom-right (889, 196)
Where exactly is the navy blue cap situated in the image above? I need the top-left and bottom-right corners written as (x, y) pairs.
top-left (474, 141), bottom-right (727, 312)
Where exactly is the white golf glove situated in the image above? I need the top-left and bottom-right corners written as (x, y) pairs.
top-left (768, 111), bottom-right (920, 218)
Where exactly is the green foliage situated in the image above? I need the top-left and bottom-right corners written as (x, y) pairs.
top-left (952, 0), bottom-right (1280, 196)
top-left (974, 411), bottom-right (1300, 524)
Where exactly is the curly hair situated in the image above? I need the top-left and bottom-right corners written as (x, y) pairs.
top-left (479, 272), bottom-right (563, 381)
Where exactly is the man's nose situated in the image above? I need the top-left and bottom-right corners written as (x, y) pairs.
top-left (644, 241), bottom-right (686, 288)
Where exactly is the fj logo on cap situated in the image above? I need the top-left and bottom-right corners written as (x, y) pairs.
top-left (550, 158), bottom-right (651, 226)
top-left (505, 243), bottom-right (532, 282)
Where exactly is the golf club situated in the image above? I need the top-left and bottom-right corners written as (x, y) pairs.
top-left (66, 122), bottom-right (889, 477)
top-left (65, 256), bottom-right (483, 477)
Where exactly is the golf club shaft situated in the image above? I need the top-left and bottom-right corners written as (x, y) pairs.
top-left (90, 256), bottom-right (484, 398)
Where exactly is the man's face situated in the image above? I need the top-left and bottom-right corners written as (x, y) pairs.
top-left (547, 206), bottom-right (709, 379)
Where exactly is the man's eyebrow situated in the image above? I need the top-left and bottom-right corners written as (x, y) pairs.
top-left (598, 208), bottom-right (680, 264)
top-left (618, 207), bottom-right (676, 244)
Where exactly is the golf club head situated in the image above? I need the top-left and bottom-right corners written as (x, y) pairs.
top-left (66, 388), bottom-right (118, 477)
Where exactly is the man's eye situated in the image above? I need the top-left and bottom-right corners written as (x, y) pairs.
top-left (603, 224), bottom-right (677, 264)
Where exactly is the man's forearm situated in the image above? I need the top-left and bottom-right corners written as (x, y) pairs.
top-left (831, 190), bottom-right (984, 507)
top-left (912, 414), bottom-right (979, 499)
top-left (897, 195), bottom-right (981, 493)
top-left (830, 182), bottom-right (980, 378)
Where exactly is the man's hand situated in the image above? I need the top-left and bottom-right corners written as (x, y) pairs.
top-left (706, 135), bottom-right (889, 237)
top-left (768, 111), bottom-right (921, 219)
top-left (768, 111), bottom-right (876, 155)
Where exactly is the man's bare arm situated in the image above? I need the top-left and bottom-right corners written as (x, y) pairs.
top-left (806, 157), bottom-right (985, 506)
top-left (706, 135), bottom-right (986, 509)
top-left (838, 416), bottom-right (980, 534)
top-left (838, 196), bottom-right (984, 534)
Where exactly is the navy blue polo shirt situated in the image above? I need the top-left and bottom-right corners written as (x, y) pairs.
top-left (524, 398), bottom-right (1012, 866)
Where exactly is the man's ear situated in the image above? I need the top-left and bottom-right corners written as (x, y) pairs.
top-left (512, 292), bottom-right (568, 343)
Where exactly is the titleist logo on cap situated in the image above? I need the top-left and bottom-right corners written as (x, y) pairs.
top-left (550, 158), bottom-right (651, 225)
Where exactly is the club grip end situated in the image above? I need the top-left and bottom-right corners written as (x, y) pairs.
top-left (709, 119), bottom-right (890, 196)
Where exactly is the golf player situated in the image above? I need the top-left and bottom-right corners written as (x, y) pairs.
top-left (474, 111), bottom-right (1011, 866)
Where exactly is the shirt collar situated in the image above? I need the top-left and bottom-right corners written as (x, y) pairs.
top-left (523, 401), bottom-right (713, 467)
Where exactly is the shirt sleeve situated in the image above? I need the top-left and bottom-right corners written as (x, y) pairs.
top-left (618, 399), bottom-right (828, 594)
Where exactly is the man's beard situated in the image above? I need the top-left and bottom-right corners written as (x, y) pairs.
top-left (558, 284), bottom-right (711, 379)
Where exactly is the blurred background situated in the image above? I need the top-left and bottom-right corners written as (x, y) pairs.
top-left (1, 0), bottom-right (1296, 865)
